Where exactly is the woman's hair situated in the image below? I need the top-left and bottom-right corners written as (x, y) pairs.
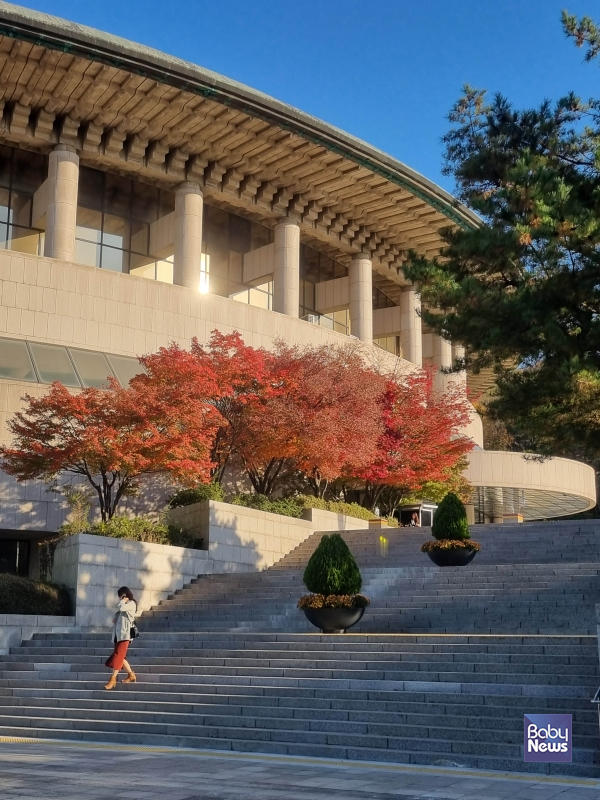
top-left (118, 586), bottom-right (136, 604)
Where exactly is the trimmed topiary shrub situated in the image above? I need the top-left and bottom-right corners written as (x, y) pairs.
top-left (0, 573), bottom-right (71, 616)
top-left (168, 483), bottom-right (225, 508)
top-left (303, 533), bottom-right (362, 595)
top-left (431, 493), bottom-right (470, 541)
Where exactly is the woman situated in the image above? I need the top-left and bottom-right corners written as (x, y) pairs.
top-left (104, 586), bottom-right (137, 690)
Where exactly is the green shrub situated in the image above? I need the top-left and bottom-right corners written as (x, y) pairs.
top-left (87, 516), bottom-right (203, 549)
top-left (0, 573), bottom-right (71, 616)
top-left (230, 493), bottom-right (303, 518)
top-left (168, 483), bottom-right (224, 508)
top-left (295, 495), bottom-right (378, 522)
top-left (431, 493), bottom-right (470, 541)
top-left (303, 533), bottom-right (362, 595)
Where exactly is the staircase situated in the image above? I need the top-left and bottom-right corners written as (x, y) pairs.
top-left (0, 520), bottom-right (599, 777)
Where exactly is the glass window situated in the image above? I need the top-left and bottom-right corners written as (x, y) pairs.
top-left (69, 349), bottom-right (114, 389)
top-left (0, 338), bottom-right (37, 381)
top-left (105, 354), bottom-right (144, 387)
top-left (76, 166), bottom-right (175, 281)
top-left (28, 343), bottom-right (80, 387)
top-left (0, 145), bottom-right (45, 255)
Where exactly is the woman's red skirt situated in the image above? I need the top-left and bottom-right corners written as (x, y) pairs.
top-left (105, 640), bottom-right (130, 670)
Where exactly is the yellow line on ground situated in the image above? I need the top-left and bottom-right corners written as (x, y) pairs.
top-left (0, 736), bottom-right (597, 788)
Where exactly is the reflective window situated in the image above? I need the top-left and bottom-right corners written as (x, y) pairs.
top-left (203, 203), bottom-right (272, 304)
top-left (105, 354), bottom-right (144, 387)
top-left (0, 145), bottom-right (46, 256)
top-left (76, 167), bottom-right (175, 278)
top-left (69, 349), bottom-right (114, 388)
top-left (0, 338), bottom-right (37, 381)
top-left (374, 336), bottom-right (400, 356)
top-left (28, 343), bottom-right (80, 387)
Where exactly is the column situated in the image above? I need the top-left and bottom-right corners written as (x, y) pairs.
top-left (451, 342), bottom-right (467, 389)
top-left (400, 287), bottom-right (422, 366)
top-left (490, 487), bottom-right (504, 524)
top-left (273, 217), bottom-right (300, 317)
top-left (349, 252), bottom-right (373, 344)
top-left (432, 334), bottom-right (452, 393)
top-left (44, 144), bottom-right (79, 262)
top-left (173, 182), bottom-right (203, 290)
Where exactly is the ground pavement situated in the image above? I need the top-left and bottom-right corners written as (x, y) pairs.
top-left (0, 739), bottom-right (599, 800)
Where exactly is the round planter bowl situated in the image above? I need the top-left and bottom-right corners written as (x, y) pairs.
top-left (426, 547), bottom-right (478, 567)
top-left (302, 606), bottom-right (365, 633)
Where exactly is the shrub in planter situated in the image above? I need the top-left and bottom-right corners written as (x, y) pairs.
top-left (299, 533), bottom-right (369, 632)
top-left (0, 573), bottom-right (71, 616)
top-left (168, 483), bottom-right (224, 508)
top-left (421, 493), bottom-right (480, 566)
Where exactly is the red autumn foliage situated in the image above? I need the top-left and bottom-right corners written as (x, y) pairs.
top-left (0, 376), bottom-right (219, 521)
top-left (356, 369), bottom-right (474, 510)
top-left (237, 342), bottom-right (386, 496)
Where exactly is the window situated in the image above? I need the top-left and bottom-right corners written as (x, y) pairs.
top-left (105, 354), bottom-right (144, 387)
top-left (374, 336), bottom-right (400, 356)
top-left (0, 338), bottom-right (37, 381)
top-left (69, 349), bottom-right (114, 389)
top-left (203, 203), bottom-right (272, 305)
top-left (76, 167), bottom-right (175, 278)
top-left (0, 145), bottom-right (46, 256)
top-left (0, 338), bottom-right (141, 389)
top-left (28, 343), bottom-right (80, 387)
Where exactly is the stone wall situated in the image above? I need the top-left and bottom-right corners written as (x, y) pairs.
top-left (47, 501), bottom-right (369, 627)
top-left (0, 613), bottom-right (75, 655)
top-left (50, 533), bottom-right (213, 628)
top-left (167, 500), bottom-right (368, 571)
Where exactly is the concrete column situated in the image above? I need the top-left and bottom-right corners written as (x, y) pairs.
top-left (400, 287), bottom-right (422, 366)
top-left (450, 342), bottom-right (467, 389)
top-left (44, 144), bottom-right (79, 262)
top-left (349, 253), bottom-right (373, 343)
top-left (273, 217), bottom-right (300, 316)
top-left (490, 487), bottom-right (504, 524)
top-left (432, 334), bottom-right (452, 393)
top-left (173, 182), bottom-right (203, 290)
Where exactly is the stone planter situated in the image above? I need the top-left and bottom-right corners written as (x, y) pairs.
top-left (425, 547), bottom-right (478, 567)
top-left (302, 606), bottom-right (365, 633)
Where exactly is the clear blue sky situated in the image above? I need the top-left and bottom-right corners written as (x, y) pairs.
top-left (16, 0), bottom-right (600, 193)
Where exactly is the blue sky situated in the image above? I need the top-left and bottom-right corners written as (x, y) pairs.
top-left (16, 0), bottom-right (600, 194)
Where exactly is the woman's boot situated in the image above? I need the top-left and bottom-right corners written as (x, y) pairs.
top-left (104, 674), bottom-right (117, 690)
top-left (122, 670), bottom-right (137, 684)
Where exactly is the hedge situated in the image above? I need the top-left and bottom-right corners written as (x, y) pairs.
top-left (85, 516), bottom-right (204, 549)
top-left (0, 573), bottom-right (71, 616)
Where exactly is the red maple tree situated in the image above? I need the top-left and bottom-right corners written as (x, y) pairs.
top-left (0, 374), bottom-right (219, 521)
top-left (355, 369), bottom-right (474, 511)
top-left (238, 342), bottom-right (386, 497)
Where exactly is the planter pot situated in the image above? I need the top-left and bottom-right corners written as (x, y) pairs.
top-left (425, 547), bottom-right (478, 567)
top-left (302, 606), bottom-right (365, 633)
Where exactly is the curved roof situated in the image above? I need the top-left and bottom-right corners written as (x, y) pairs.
top-left (0, 2), bottom-right (478, 300)
top-left (0, 1), bottom-right (477, 230)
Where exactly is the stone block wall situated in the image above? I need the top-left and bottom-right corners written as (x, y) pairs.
top-left (0, 613), bottom-right (75, 655)
top-left (51, 533), bottom-right (212, 627)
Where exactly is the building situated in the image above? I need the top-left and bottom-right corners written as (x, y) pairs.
top-left (0, 2), bottom-right (595, 573)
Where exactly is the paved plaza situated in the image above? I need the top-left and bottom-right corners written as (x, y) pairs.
top-left (0, 740), bottom-right (599, 800)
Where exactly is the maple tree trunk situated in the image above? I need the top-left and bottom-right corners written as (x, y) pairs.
top-left (246, 458), bottom-right (285, 497)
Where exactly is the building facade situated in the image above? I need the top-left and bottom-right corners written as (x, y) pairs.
top-left (0, 3), bottom-right (595, 573)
